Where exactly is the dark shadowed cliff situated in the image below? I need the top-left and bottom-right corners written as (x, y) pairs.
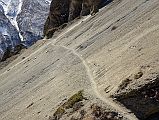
top-left (43, 0), bottom-right (111, 38)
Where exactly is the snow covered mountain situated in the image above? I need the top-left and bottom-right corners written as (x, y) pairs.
top-left (0, 4), bottom-right (4, 13)
top-left (0, 6), bottom-right (21, 61)
top-left (0, 0), bottom-right (51, 61)
top-left (17, 0), bottom-right (51, 46)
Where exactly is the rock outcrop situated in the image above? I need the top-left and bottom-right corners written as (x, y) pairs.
top-left (43, 0), bottom-right (107, 39)
top-left (43, 0), bottom-right (70, 39)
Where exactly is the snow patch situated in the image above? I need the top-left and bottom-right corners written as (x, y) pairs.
top-left (45, 0), bottom-right (51, 4)
top-left (0, 0), bottom-right (11, 15)
top-left (11, 0), bottom-right (23, 41)
top-left (0, 27), bottom-right (8, 36)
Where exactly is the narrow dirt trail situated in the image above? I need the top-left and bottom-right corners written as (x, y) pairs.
top-left (51, 44), bottom-right (138, 120)
top-left (0, 16), bottom-right (91, 77)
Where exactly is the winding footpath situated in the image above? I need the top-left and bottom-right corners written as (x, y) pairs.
top-left (1, 15), bottom-right (159, 120)
top-left (0, 15), bottom-right (138, 119)
top-left (51, 43), bottom-right (138, 120)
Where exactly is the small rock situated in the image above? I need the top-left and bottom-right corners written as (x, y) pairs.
top-left (27, 102), bottom-right (34, 108)
top-left (37, 111), bottom-right (41, 114)
top-left (134, 71), bottom-right (143, 79)
top-left (111, 26), bottom-right (117, 31)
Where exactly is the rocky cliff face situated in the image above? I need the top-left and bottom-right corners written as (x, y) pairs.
top-left (44, 0), bottom-right (111, 38)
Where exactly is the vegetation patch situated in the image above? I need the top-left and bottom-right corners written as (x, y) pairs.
top-left (49, 90), bottom-right (84, 120)
top-left (64, 90), bottom-right (84, 109)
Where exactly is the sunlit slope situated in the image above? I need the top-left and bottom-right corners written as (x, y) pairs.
top-left (0, 0), bottom-right (159, 119)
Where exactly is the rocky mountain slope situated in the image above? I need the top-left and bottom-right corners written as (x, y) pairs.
top-left (0, 0), bottom-right (159, 120)
top-left (17, 0), bottom-right (51, 45)
top-left (0, 0), bottom-right (51, 61)
top-left (0, 8), bottom-right (21, 61)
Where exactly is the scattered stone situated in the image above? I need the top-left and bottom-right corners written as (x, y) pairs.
top-left (37, 111), bottom-right (41, 114)
top-left (22, 57), bottom-right (25, 59)
top-left (50, 90), bottom-right (84, 120)
top-left (134, 71), bottom-right (143, 79)
top-left (111, 26), bottom-right (118, 31)
top-left (27, 102), bottom-right (34, 108)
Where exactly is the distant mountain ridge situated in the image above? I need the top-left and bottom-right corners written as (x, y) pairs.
top-left (0, 8), bottom-right (21, 61)
top-left (0, 0), bottom-right (51, 61)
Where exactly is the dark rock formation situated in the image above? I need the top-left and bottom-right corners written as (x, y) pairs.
top-left (43, 0), bottom-right (111, 39)
top-left (43, 0), bottom-right (70, 39)
top-left (68, 0), bottom-right (83, 21)
top-left (114, 74), bottom-right (159, 119)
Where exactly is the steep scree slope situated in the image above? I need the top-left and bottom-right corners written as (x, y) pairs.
top-left (0, 0), bottom-right (159, 120)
